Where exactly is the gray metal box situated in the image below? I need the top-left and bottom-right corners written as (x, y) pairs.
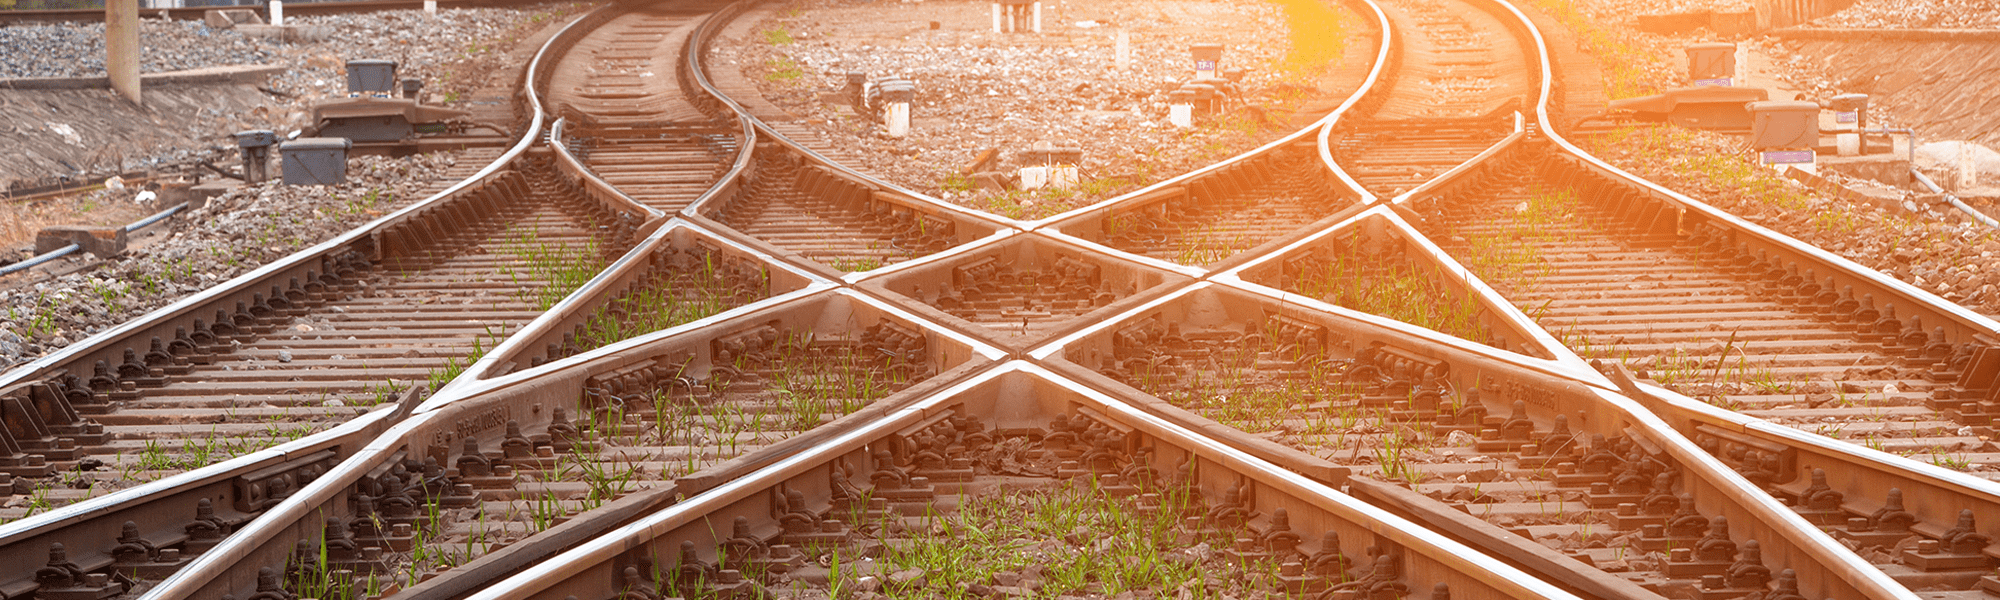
top-left (1829, 93), bottom-right (1869, 125)
top-left (1748, 101), bottom-right (1820, 149)
top-left (1686, 43), bottom-right (1736, 83)
top-left (345, 59), bottom-right (398, 94)
top-left (280, 138), bottom-right (352, 185)
top-left (233, 129), bottom-right (277, 148)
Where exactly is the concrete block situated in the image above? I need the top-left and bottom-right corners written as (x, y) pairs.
top-left (235, 24), bottom-right (332, 43)
top-left (1820, 153), bottom-right (1913, 186)
top-left (152, 179), bottom-right (212, 211)
top-left (203, 8), bottom-right (264, 29)
top-left (973, 171), bottom-right (1011, 192)
top-left (36, 225), bottom-right (127, 258)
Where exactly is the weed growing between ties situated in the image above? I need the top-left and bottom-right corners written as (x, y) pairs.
top-left (423, 326), bottom-right (509, 391)
top-left (1289, 251), bottom-right (1497, 346)
top-left (1520, 0), bottom-right (1664, 99)
top-left (731, 475), bottom-right (1335, 600)
top-left (568, 259), bottom-right (762, 354)
top-left (1456, 185), bottom-right (1573, 298)
top-left (1111, 316), bottom-right (1452, 486)
top-left (1171, 224), bottom-right (1253, 265)
top-left (374, 334), bottom-right (925, 590)
top-left (946, 171), bottom-right (1147, 221)
top-left (840, 481), bottom-right (1290, 599)
top-left (764, 56), bottom-right (805, 84)
top-left (498, 225), bottom-right (608, 310)
top-left (830, 256), bottom-right (886, 272)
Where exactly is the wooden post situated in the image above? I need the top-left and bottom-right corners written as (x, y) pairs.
top-left (106, 0), bottom-right (140, 104)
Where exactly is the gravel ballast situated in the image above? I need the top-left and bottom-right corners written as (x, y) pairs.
top-left (0, 19), bottom-right (277, 79)
top-left (0, 152), bottom-right (461, 370)
top-left (711, 0), bottom-right (1354, 219)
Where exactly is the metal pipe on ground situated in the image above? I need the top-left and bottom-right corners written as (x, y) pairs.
top-left (1911, 168), bottom-right (2000, 229)
top-left (0, 244), bottom-right (81, 276)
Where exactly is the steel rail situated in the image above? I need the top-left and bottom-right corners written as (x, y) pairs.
top-left (465, 360), bottom-right (1591, 600)
top-left (1615, 368), bottom-right (2000, 591)
top-left (1024, 0), bottom-right (1391, 229)
top-left (0, 4), bottom-right (566, 596)
top-left (1312, 0), bottom-right (1396, 206)
top-left (1210, 201), bottom-right (1587, 367)
top-left (130, 6), bottom-right (1024, 591)
top-left (1029, 268), bottom-right (1903, 598)
top-left (1520, 7), bottom-right (2000, 353)
top-left (0, 48), bottom-right (548, 396)
top-left (1351, 0), bottom-right (1937, 594)
top-left (676, 5), bottom-right (1017, 242)
top-left (439, 2), bottom-right (768, 391)
top-left (675, 6), bottom-right (1016, 279)
top-left (1018, 0), bottom-right (1925, 592)
top-left (437, 216), bottom-right (837, 395)
top-left (0, 0), bottom-right (531, 24)
top-left (140, 280), bottom-right (1008, 599)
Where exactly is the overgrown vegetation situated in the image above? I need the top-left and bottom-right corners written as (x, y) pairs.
top-left (827, 481), bottom-right (1287, 599)
top-left (569, 256), bottom-right (755, 353)
top-left (1291, 253), bottom-right (1496, 345)
top-left (1521, 0), bottom-right (1660, 98)
top-left (764, 56), bottom-right (804, 83)
top-left (499, 226), bottom-right (608, 310)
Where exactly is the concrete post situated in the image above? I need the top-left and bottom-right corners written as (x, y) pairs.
top-left (1960, 143), bottom-right (1978, 190)
top-left (885, 102), bottom-right (910, 138)
top-left (1168, 90), bottom-right (1194, 128)
top-left (424, 0), bottom-right (436, 14)
top-left (106, 0), bottom-right (141, 104)
top-left (1031, 1), bottom-right (1042, 33)
top-left (1115, 29), bottom-right (1130, 70)
top-left (270, 0), bottom-right (283, 25)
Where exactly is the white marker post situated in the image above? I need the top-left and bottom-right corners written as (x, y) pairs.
top-left (1018, 166), bottom-right (1049, 189)
top-left (1960, 143), bottom-right (1978, 190)
top-left (1168, 90), bottom-right (1194, 128)
top-left (1115, 29), bottom-right (1130, 70)
top-left (424, 0), bottom-right (436, 14)
top-left (269, 0), bottom-right (283, 25)
top-left (879, 79), bottom-right (914, 138)
top-left (886, 103), bottom-right (910, 138)
top-left (1031, 1), bottom-right (1042, 33)
top-left (991, 2), bottom-right (1002, 32)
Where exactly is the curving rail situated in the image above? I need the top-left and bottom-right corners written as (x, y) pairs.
top-left (6, 0), bottom-right (2000, 598)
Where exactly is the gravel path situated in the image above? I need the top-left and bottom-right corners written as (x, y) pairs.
top-left (712, 0), bottom-right (1353, 219)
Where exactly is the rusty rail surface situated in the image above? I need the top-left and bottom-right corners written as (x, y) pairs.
top-left (8, 0), bottom-right (2000, 595)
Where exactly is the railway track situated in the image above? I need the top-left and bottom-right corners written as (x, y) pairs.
top-left (0, 1), bottom-right (738, 596)
top-left (0, 0), bottom-right (530, 25)
top-left (6, 0), bottom-right (2000, 596)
